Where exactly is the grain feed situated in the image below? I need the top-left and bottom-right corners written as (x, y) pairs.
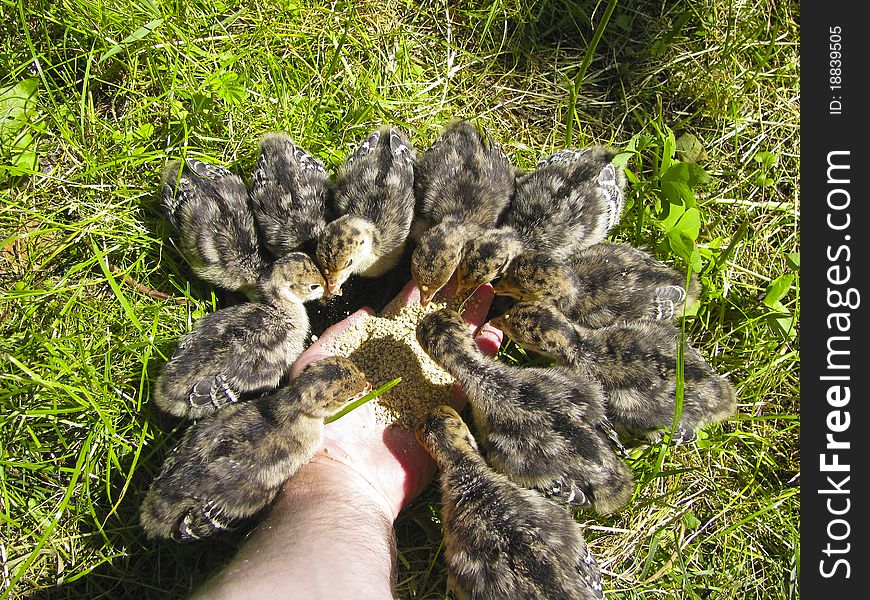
top-left (326, 301), bottom-right (455, 428)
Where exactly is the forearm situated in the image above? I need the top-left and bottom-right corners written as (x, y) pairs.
top-left (189, 455), bottom-right (397, 600)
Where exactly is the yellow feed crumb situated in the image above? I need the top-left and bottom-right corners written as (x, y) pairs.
top-left (326, 301), bottom-right (455, 429)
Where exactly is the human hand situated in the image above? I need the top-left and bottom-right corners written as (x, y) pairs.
top-left (288, 277), bottom-right (503, 520)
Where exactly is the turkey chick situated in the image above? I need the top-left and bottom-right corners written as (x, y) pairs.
top-left (315, 127), bottom-right (416, 296)
top-left (141, 356), bottom-right (370, 541)
top-left (491, 302), bottom-right (737, 443)
top-left (417, 405), bottom-right (604, 600)
top-left (455, 145), bottom-right (626, 300)
top-left (454, 225), bottom-right (526, 303)
top-left (411, 121), bottom-right (515, 304)
top-left (494, 242), bottom-right (701, 328)
top-left (161, 159), bottom-right (266, 299)
top-left (416, 309), bottom-right (634, 514)
top-left (152, 252), bottom-right (326, 420)
top-left (250, 132), bottom-right (334, 257)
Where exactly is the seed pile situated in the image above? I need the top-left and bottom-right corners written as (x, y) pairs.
top-left (326, 301), bottom-right (455, 429)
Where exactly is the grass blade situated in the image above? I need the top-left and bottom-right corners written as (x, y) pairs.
top-left (98, 18), bottom-right (165, 64)
top-left (325, 377), bottom-right (402, 424)
top-left (565, 0), bottom-right (619, 146)
top-left (90, 238), bottom-right (143, 332)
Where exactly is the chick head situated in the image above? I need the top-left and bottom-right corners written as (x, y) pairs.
top-left (316, 215), bottom-right (380, 296)
top-left (455, 228), bottom-right (523, 300)
top-left (296, 356), bottom-right (371, 417)
top-left (489, 302), bottom-right (576, 360)
top-left (412, 224), bottom-right (467, 305)
top-left (258, 252), bottom-right (327, 307)
top-left (493, 252), bottom-right (573, 301)
top-left (416, 308), bottom-right (477, 364)
top-left (415, 404), bottom-right (479, 466)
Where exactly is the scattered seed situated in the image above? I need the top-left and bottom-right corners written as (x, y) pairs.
top-left (327, 301), bottom-right (455, 429)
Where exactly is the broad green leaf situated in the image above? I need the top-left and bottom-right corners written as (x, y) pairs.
top-left (755, 173), bottom-right (774, 187)
top-left (1, 78), bottom-right (38, 141)
top-left (667, 230), bottom-right (696, 265)
top-left (683, 511), bottom-right (702, 530)
top-left (613, 13), bottom-right (632, 32)
top-left (662, 161), bottom-right (712, 187)
top-left (763, 274), bottom-right (794, 310)
top-left (661, 180), bottom-right (696, 207)
top-left (675, 132), bottom-right (707, 163)
top-left (695, 428), bottom-right (713, 448)
top-left (677, 207), bottom-right (701, 239)
top-left (611, 151), bottom-right (633, 169)
top-left (6, 131), bottom-right (37, 174)
top-left (626, 132), bottom-right (654, 154)
top-left (657, 201), bottom-right (686, 232)
top-left (754, 150), bottom-right (778, 168)
top-left (769, 314), bottom-right (797, 341)
top-left (661, 207), bottom-right (702, 267)
top-left (0, 78), bottom-right (40, 176)
top-left (689, 247), bottom-right (703, 272)
top-left (661, 162), bottom-right (691, 185)
top-left (786, 252), bottom-right (800, 270)
top-left (660, 127), bottom-right (676, 174)
top-left (99, 18), bottom-right (164, 64)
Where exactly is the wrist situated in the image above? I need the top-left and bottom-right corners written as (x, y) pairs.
top-left (283, 451), bottom-right (396, 524)
top-left (191, 454), bottom-right (397, 600)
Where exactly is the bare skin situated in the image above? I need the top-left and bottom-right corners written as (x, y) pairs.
top-left (189, 279), bottom-right (502, 599)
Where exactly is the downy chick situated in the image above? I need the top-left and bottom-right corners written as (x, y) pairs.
top-left (454, 226), bottom-right (524, 302)
top-left (491, 302), bottom-right (737, 443)
top-left (411, 121), bottom-right (515, 304)
top-left (250, 132), bottom-right (334, 257)
top-left (161, 159), bottom-right (266, 299)
top-left (416, 309), bottom-right (634, 514)
top-left (316, 127), bottom-right (416, 296)
top-left (152, 252), bottom-right (326, 420)
top-left (417, 405), bottom-right (604, 600)
top-left (141, 356), bottom-right (370, 541)
top-left (455, 146), bottom-right (626, 300)
top-left (494, 242), bottom-right (701, 328)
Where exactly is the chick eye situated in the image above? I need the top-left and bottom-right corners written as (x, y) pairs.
top-left (345, 258), bottom-right (353, 268)
top-left (309, 284), bottom-right (322, 292)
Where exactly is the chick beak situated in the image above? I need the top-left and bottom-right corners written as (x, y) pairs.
top-left (349, 381), bottom-right (373, 402)
top-left (491, 280), bottom-right (515, 298)
top-left (420, 292), bottom-right (434, 306)
top-left (455, 282), bottom-right (477, 303)
top-left (326, 278), bottom-right (343, 296)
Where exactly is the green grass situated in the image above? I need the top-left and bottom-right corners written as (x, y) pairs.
top-left (1, 0), bottom-right (799, 598)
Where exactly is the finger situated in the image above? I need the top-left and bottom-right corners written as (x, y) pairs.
top-left (459, 283), bottom-right (494, 331)
top-left (379, 279), bottom-right (421, 317)
top-left (451, 294), bottom-right (503, 407)
top-left (474, 322), bottom-right (503, 358)
top-left (437, 273), bottom-right (458, 302)
top-left (290, 307), bottom-right (375, 378)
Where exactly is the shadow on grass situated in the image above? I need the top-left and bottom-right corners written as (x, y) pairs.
top-left (26, 418), bottom-right (257, 599)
